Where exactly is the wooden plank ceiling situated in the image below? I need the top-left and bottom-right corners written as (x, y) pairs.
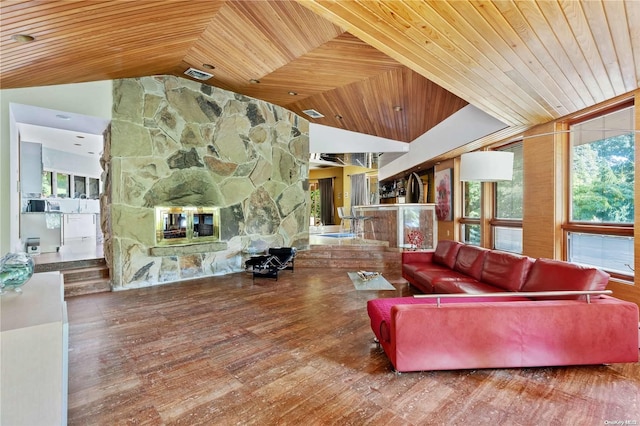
top-left (1, 0), bottom-right (638, 146)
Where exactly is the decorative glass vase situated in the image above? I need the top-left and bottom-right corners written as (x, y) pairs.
top-left (0, 252), bottom-right (35, 294)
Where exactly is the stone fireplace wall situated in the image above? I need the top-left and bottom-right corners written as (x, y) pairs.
top-left (105, 76), bottom-right (310, 290)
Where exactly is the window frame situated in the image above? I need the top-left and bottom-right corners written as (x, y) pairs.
top-left (563, 101), bottom-right (635, 281)
top-left (491, 141), bottom-right (523, 253)
top-left (460, 180), bottom-right (481, 246)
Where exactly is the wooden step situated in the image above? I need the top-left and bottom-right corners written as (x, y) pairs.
top-left (55, 261), bottom-right (111, 297)
top-left (64, 277), bottom-right (112, 298)
top-left (295, 244), bottom-right (401, 270)
top-left (34, 257), bottom-right (107, 273)
top-left (61, 265), bottom-right (110, 283)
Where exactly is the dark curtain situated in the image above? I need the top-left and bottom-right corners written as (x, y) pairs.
top-left (318, 178), bottom-right (334, 225)
top-left (350, 173), bottom-right (367, 209)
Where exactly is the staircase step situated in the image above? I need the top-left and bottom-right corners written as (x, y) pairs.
top-left (61, 265), bottom-right (110, 283)
top-left (35, 257), bottom-right (106, 273)
top-left (295, 245), bottom-right (401, 270)
top-left (296, 258), bottom-right (400, 270)
top-left (64, 277), bottom-right (111, 298)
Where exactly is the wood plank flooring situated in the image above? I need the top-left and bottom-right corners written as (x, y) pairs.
top-left (67, 267), bottom-right (640, 425)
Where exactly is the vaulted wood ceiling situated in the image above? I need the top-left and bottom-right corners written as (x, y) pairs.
top-left (1, 0), bottom-right (638, 146)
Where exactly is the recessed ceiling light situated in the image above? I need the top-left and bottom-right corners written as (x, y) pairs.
top-left (335, 114), bottom-right (343, 120)
top-left (288, 91), bottom-right (297, 96)
top-left (55, 114), bottom-right (71, 120)
top-left (74, 143), bottom-right (82, 146)
top-left (202, 63), bottom-right (215, 70)
top-left (76, 135), bottom-right (85, 139)
top-left (302, 109), bottom-right (324, 119)
top-left (249, 79), bottom-right (260, 84)
top-left (184, 67), bottom-right (213, 81)
top-left (11, 34), bottom-right (35, 43)
top-left (88, 151), bottom-right (95, 155)
top-left (393, 106), bottom-right (403, 112)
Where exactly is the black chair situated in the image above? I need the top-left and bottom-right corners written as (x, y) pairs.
top-left (245, 247), bottom-right (296, 280)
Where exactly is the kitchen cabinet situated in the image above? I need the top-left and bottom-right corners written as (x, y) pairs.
top-left (62, 213), bottom-right (96, 246)
top-left (20, 141), bottom-right (43, 197)
top-left (20, 213), bottom-right (98, 253)
top-left (1, 272), bottom-right (69, 426)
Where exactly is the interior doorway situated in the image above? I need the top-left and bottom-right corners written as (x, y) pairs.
top-left (309, 178), bottom-right (336, 227)
top-left (10, 103), bottom-right (108, 257)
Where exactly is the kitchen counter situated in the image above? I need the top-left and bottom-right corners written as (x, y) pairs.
top-left (21, 211), bottom-right (97, 214)
top-left (23, 198), bottom-right (100, 214)
top-left (21, 212), bottom-right (99, 253)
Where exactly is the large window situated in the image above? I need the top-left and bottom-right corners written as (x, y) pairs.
top-left (42, 171), bottom-right (52, 197)
top-left (460, 181), bottom-right (481, 245)
top-left (41, 170), bottom-right (101, 199)
top-left (493, 142), bottom-right (523, 253)
top-left (566, 104), bottom-right (635, 279)
top-left (56, 173), bottom-right (70, 198)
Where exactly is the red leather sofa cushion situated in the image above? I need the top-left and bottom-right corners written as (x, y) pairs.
top-left (413, 268), bottom-right (466, 293)
top-left (402, 251), bottom-right (439, 284)
top-left (432, 240), bottom-right (462, 269)
top-left (403, 258), bottom-right (449, 279)
top-left (521, 258), bottom-right (611, 299)
top-left (480, 251), bottom-right (534, 292)
top-left (432, 278), bottom-right (507, 294)
top-left (453, 245), bottom-right (489, 280)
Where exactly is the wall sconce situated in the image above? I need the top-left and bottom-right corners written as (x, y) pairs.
top-left (459, 151), bottom-right (514, 182)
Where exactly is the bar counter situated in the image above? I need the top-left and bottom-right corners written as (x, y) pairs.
top-left (353, 203), bottom-right (437, 250)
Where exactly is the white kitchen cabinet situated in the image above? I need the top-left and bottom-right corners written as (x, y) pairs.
top-left (62, 213), bottom-right (96, 244)
top-left (1, 272), bottom-right (68, 426)
top-left (20, 141), bottom-right (43, 197)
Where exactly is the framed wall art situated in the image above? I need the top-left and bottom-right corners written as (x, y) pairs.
top-left (434, 168), bottom-right (452, 221)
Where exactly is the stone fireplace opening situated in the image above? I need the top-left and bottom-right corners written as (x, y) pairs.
top-left (155, 207), bottom-right (220, 246)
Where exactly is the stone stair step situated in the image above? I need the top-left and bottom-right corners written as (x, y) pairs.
top-left (65, 277), bottom-right (112, 298)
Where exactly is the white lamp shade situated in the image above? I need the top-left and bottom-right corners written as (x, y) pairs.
top-left (460, 151), bottom-right (514, 182)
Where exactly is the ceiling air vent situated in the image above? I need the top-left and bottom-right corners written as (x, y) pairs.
top-left (184, 67), bottom-right (214, 81)
top-left (302, 109), bottom-right (325, 119)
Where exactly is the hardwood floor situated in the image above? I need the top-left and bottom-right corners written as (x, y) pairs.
top-left (67, 267), bottom-right (640, 425)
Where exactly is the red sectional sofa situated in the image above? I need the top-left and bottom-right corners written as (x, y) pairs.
top-left (367, 240), bottom-right (639, 373)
